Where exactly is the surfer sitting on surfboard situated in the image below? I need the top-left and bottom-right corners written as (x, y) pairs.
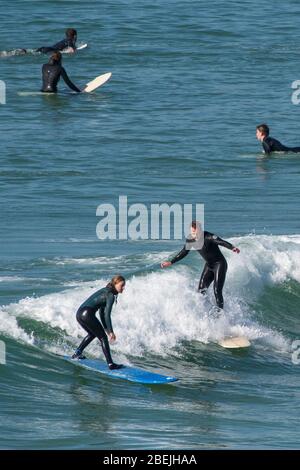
top-left (161, 221), bottom-right (240, 310)
top-left (37, 28), bottom-right (78, 54)
top-left (41, 51), bottom-right (81, 93)
top-left (72, 275), bottom-right (125, 370)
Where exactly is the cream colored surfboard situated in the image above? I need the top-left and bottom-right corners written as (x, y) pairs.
top-left (84, 72), bottom-right (112, 93)
top-left (218, 336), bottom-right (251, 349)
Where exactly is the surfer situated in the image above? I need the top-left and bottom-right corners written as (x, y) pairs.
top-left (256, 124), bottom-right (300, 154)
top-left (41, 51), bottom-right (81, 93)
top-left (72, 275), bottom-right (125, 370)
top-left (1, 29), bottom-right (78, 57)
top-left (37, 28), bottom-right (77, 54)
top-left (161, 221), bottom-right (240, 309)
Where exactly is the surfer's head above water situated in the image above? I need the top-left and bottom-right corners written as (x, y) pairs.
top-left (49, 51), bottom-right (62, 65)
top-left (190, 220), bottom-right (203, 239)
top-left (66, 28), bottom-right (77, 40)
top-left (106, 275), bottom-right (126, 294)
top-left (256, 123), bottom-right (269, 141)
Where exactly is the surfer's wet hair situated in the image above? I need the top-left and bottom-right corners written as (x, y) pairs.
top-left (256, 123), bottom-right (269, 136)
top-left (66, 28), bottom-right (77, 39)
top-left (49, 51), bottom-right (62, 64)
top-left (106, 275), bottom-right (125, 290)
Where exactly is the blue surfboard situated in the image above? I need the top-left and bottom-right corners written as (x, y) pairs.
top-left (63, 356), bottom-right (178, 384)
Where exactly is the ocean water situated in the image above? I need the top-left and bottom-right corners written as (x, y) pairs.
top-left (1, 0), bottom-right (300, 450)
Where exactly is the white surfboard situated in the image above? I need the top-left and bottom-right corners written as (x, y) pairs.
top-left (77, 43), bottom-right (88, 50)
top-left (83, 72), bottom-right (112, 93)
top-left (61, 43), bottom-right (88, 54)
top-left (218, 336), bottom-right (251, 349)
top-left (17, 91), bottom-right (55, 96)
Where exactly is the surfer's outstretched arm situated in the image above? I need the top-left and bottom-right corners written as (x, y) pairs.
top-left (161, 244), bottom-right (190, 268)
top-left (206, 233), bottom-right (240, 253)
top-left (61, 67), bottom-right (81, 92)
top-left (170, 246), bottom-right (190, 264)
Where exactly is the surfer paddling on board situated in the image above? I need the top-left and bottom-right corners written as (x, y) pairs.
top-left (72, 275), bottom-right (125, 370)
top-left (256, 124), bottom-right (300, 155)
top-left (37, 28), bottom-right (78, 54)
top-left (161, 221), bottom-right (240, 310)
top-left (1, 29), bottom-right (78, 57)
top-left (41, 51), bottom-right (81, 93)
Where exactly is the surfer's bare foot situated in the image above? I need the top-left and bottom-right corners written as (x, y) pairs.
top-left (108, 363), bottom-right (123, 370)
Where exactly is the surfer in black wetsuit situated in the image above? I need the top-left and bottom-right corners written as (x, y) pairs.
top-left (41, 51), bottom-right (81, 93)
top-left (256, 124), bottom-right (300, 155)
top-left (37, 28), bottom-right (77, 54)
top-left (72, 275), bottom-right (125, 370)
top-left (161, 221), bottom-right (240, 309)
top-left (1, 29), bottom-right (77, 57)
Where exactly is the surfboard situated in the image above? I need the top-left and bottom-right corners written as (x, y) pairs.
top-left (61, 43), bottom-right (88, 54)
top-left (83, 72), bottom-right (112, 93)
top-left (17, 91), bottom-right (55, 96)
top-left (77, 43), bottom-right (88, 51)
top-left (218, 336), bottom-right (251, 349)
top-left (63, 356), bottom-right (178, 384)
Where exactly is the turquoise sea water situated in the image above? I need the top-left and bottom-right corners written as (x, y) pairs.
top-left (1, 0), bottom-right (300, 449)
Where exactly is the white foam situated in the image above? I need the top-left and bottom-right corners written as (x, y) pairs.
top-left (0, 276), bottom-right (26, 282)
top-left (226, 234), bottom-right (300, 297)
top-left (111, 270), bottom-right (290, 356)
top-left (0, 276), bottom-right (50, 283)
top-left (0, 310), bottom-right (34, 344)
top-left (43, 251), bottom-right (169, 266)
top-left (1, 234), bottom-right (299, 356)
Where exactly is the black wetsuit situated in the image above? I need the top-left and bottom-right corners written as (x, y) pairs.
top-left (41, 62), bottom-right (81, 93)
top-left (74, 286), bottom-right (117, 365)
top-left (37, 38), bottom-right (76, 54)
top-left (262, 136), bottom-right (300, 155)
top-left (170, 231), bottom-right (234, 309)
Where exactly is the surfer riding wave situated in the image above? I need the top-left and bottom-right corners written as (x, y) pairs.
top-left (72, 275), bottom-right (125, 370)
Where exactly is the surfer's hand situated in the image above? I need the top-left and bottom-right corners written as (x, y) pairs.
top-left (108, 333), bottom-right (116, 343)
top-left (161, 261), bottom-right (172, 268)
top-left (232, 247), bottom-right (240, 254)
